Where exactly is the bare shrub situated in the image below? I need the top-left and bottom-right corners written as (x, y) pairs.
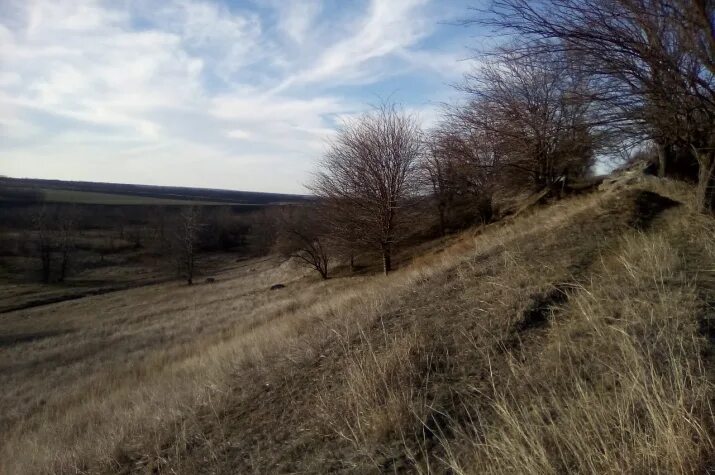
top-left (274, 205), bottom-right (332, 279)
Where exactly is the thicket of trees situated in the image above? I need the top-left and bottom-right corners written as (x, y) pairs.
top-left (20, 204), bottom-right (253, 285)
top-left (472, 0), bottom-right (714, 212)
top-left (32, 206), bottom-right (79, 283)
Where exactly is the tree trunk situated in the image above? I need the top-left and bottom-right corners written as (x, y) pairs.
top-left (40, 247), bottom-right (51, 284)
top-left (382, 243), bottom-right (392, 275)
top-left (477, 194), bottom-right (494, 224)
top-left (437, 203), bottom-right (446, 236)
top-left (186, 255), bottom-right (194, 285)
top-left (657, 144), bottom-right (667, 178)
top-left (695, 151), bottom-right (715, 214)
top-left (318, 254), bottom-right (329, 279)
top-left (58, 251), bottom-right (68, 283)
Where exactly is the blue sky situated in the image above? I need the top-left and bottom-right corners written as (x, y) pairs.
top-left (0, 0), bottom-right (482, 193)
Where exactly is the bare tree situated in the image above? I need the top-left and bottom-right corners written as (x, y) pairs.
top-left (274, 205), bottom-right (331, 279)
top-left (422, 132), bottom-right (459, 235)
top-left (422, 124), bottom-right (500, 233)
top-left (472, 0), bottom-right (715, 211)
top-left (456, 48), bottom-right (599, 191)
top-left (176, 206), bottom-right (201, 285)
top-left (246, 208), bottom-right (281, 256)
top-left (31, 205), bottom-right (79, 283)
top-left (32, 206), bottom-right (52, 284)
top-left (56, 207), bottom-right (78, 283)
top-left (311, 103), bottom-right (423, 275)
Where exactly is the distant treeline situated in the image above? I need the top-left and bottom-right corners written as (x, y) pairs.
top-left (0, 177), bottom-right (311, 205)
top-left (0, 184), bottom-right (44, 203)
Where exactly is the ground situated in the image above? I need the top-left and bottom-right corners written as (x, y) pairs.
top-left (0, 179), bottom-right (713, 474)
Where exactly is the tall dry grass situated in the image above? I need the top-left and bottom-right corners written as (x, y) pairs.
top-left (440, 208), bottom-right (714, 473)
top-left (0, 215), bottom-right (481, 474)
top-left (310, 183), bottom-right (713, 474)
top-left (3, 183), bottom-right (713, 474)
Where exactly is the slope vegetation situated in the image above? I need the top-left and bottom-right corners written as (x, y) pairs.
top-left (1, 180), bottom-right (713, 474)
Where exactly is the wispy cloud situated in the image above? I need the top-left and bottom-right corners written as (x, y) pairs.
top-left (272, 0), bottom-right (322, 44)
top-left (0, 0), bottom-right (474, 193)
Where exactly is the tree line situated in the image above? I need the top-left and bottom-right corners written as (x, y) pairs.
top-left (278, 0), bottom-right (713, 279)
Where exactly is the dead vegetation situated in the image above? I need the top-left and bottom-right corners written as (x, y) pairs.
top-left (0, 179), bottom-right (713, 474)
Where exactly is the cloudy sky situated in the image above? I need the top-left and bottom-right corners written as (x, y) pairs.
top-left (0, 0), bottom-right (480, 194)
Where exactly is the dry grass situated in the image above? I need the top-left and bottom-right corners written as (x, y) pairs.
top-left (1, 181), bottom-right (713, 474)
top-left (318, 326), bottom-right (431, 452)
top-left (442, 214), bottom-right (714, 474)
top-left (0, 220), bottom-right (475, 473)
top-left (306, 183), bottom-right (713, 473)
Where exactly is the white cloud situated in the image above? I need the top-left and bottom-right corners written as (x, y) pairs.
top-left (0, 0), bottom-right (474, 193)
top-left (273, 0), bottom-right (322, 44)
top-left (226, 128), bottom-right (252, 140)
top-left (279, 0), bottom-right (432, 89)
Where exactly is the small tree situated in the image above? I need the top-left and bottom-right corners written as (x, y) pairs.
top-left (422, 133), bottom-right (459, 235)
top-left (423, 124), bottom-right (502, 230)
top-left (32, 206), bottom-right (53, 284)
top-left (56, 207), bottom-right (78, 283)
top-left (246, 208), bottom-right (281, 256)
top-left (274, 205), bottom-right (331, 279)
top-left (176, 206), bottom-right (201, 285)
top-left (311, 103), bottom-right (423, 275)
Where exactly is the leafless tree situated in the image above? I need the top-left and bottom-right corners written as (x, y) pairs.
top-left (456, 48), bottom-right (598, 190)
top-left (311, 103), bottom-right (423, 275)
top-left (274, 205), bottom-right (331, 279)
top-left (422, 132), bottom-right (459, 235)
top-left (176, 206), bottom-right (201, 285)
top-left (246, 208), bottom-right (281, 256)
top-left (422, 124), bottom-right (500, 233)
top-left (472, 0), bottom-right (715, 211)
top-left (32, 206), bottom-right (52, 283)
top-left (31, 205), bottom-right (79, 283)
top-left (56, 207), bottom-right (78, 283)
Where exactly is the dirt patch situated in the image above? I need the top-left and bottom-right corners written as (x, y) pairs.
top-left (0, 329), bottom-right (74, 348)
top-left (628, 190), bottom-right (681, 230)
top-left (516, 284), bottom-right (571, 332)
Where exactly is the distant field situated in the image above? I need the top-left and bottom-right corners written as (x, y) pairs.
top-left (40, 188), bottom-right (247, 206)
top-left (0, 176), bottom-right (310, 206)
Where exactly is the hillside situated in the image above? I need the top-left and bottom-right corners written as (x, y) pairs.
top-left (0, 178), bottom-right (713, 474)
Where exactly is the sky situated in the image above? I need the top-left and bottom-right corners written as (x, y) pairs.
top-left (0, 0), bottom-right (482, 194)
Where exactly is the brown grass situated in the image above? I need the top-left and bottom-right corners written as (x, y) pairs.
top-left (1, 180), bottom-right (713, 474)
top-left (442, 213), bottom-right (714, 474)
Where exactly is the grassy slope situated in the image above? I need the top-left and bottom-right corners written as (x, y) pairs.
top-left (0, 179), bottom-right (713, 474)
